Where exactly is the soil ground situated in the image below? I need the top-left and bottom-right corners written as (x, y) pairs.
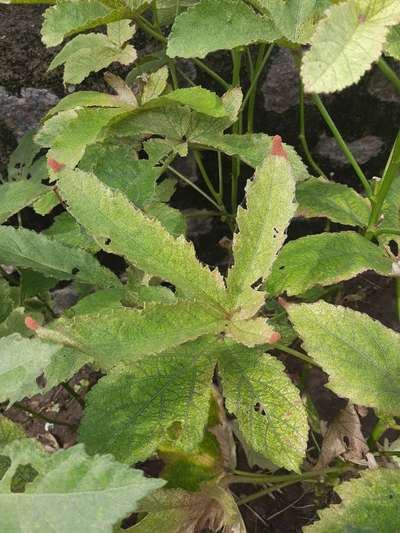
top-left (1, 5), bottom-right (400, 532)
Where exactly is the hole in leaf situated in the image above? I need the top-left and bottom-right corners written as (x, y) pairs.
top-left (10, 464), bottom-right (39, 493)
top-left (279, 265), bottom-right (285, 271)
top-left (71, 267), bottom-right (79, 276)
top-left (105, 238), bottom-right (112, 246)
top-left (389, 240), bottom-right (398, 256)
top-left (0, 456), bottom-right (11, 481)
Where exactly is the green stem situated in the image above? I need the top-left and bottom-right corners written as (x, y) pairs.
top-left (273, 343), bottom-right (320, 367)
top-left (231, 48), bottom-right (243, 213)
top-left (217, 150), bottom-right (224, 199)
top-left (175, 65), bottom-right (196, 87)
top-left (13, 402), bottom-right (76, 429)
top-left (374, 227), bottom-right (400, 237)
top-left (377, 58), bottom-right (400, 95)
top-left (167, 165), bottom-right (222, 211)
top-left (193, 150), bottom-right (221, 202)
top-left (368, 418), bottom-right (389, 448)
top-left (366, 129), bottom-right (400, 234)
top-left (236, 480), bottom-right (296, 506)
top-left (192, 58), bottom-right (231, 91)
top-left (312, 94), bottom-right (373, 199)
top-left (241, 44), bottom-right (273, 112)
top-left (299, 81), bottom-right (325, 177)
top-left (169, 61), bottom-right (179, 89)
top-left (61, 382), bottom-right (85, 408)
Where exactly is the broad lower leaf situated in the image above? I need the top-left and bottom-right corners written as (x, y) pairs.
top-left (267, 231), bottom-right (393, 296)
top-left (296, 177), bottom-right (371, 227)
top-left (0, 334), bottom-right (61, 404)
top-left (45, 301), bottom-right (226, 369)
top-left (41, 0), bottom-right (130, 47)
top-left (36, 107), bottom-right (129, 168)
top-left (167, 0), bottom-right (278, 58)
top-left (57, 169), bottom-right (228, 307)
top-left (79, 337), bottom-right (216, 463)
top-left (226, 142), bottom-right (297, 313)
top-left (302, 0), bottom-right (400, 93)
top-left (0, 439), bottom-right (164, 533)
top-left (0, 225), bottom-right (119, 288)
top-left (218, 340), bottom-right (308, 472)
top-left (49, 27), bottom-right (137, 84)
top-left (305, 469), bottom-right (400, 532)
top-left (288, 300), bottom-right (400, 415)
top-left (0, 180), bottom-right (46, 224)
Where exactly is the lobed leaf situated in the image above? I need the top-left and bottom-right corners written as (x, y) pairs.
top-left (305, 469), bottom-right (400, 532)
top-left (0, 439), bottom-right (164, 533)
top-left (288, 300), bottom-right (400, 415)
top-left (79, 337), bottom-right (216, 463)
top-left (218, 340), bottom-right (308, 472)
top-left (0, 225), bottom-right (119, 288)
top-left (57, 168), bottom-right (228, 307)
top-left (167, 0), bottom-right (278, 59)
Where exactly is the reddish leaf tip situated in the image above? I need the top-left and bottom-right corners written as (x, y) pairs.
top-left (271, 135), bottom-right (288, 159)
top-left (268, 331), bottom-right (281, 344)
top-left (48, 158), bottom-right (65, 173)
top-left (25, 316), bottom-right (40, 331)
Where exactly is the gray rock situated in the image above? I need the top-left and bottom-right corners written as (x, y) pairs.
top-left (0, 86), bottom-right (59, 140)
top-left (316, 135), bottom-right (384, 166)
top-left (261, 48), bottom-right (300, 113)
top-left (368, 63), bottom-right (400, 103)
top-left (51, 286), bottom-right (79, 315)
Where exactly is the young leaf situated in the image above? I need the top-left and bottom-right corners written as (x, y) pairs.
top-left (49, 28), bottom-right (137, 84)
top-left (226, 139), bottom-right (297, 313)
top-left (0, 225), bottom-right (119, 288)
top-left (288, 300), bottom-right (400, 416)
top-left (167, 0), bottom-right (278, 59)
top-left (57, 169), bottom-right (228, 307)
top-left (0, 334), bottom-right (61, 404)
top-left (0, 439), bottom-right (164, 533)
top-left (140, 65), bottom-right (169, 104)
top-left (46, 301), bottom-right (226, 369)
top-left (267, 231), bottom-right (393, 297)
top-left (305, 469), bottom-right (400, 532)
top-left (296, 177), bottom-right (371, 227)
top-left (225, 316), bottom-right (279, 347)
top-left (41, 0), bottom-right (129, 47)
top-left (302, 0), bottom-right (400, 93)
top-left (79, 337), bottom-right (216, 463)
top-left (0, 180), bottom-right (46, 224)
top-left (218, 340), bottom-right (308, 472)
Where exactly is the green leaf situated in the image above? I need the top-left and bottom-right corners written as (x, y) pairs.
top-left (0, 439), bottom-right (164, 533)
top-left (167, 0), bottom-right (278, 58)
top-left (41, 0), bottom-right (129, 47)
top-left (44, 212), bottom-right (99, 252)
top-left (47, 301), bottom-right (226, 369)
top-left (296, 177), bottom-right (371, 227)
top-left (0, 416), bottom-right (25, 447)
top-left (36, 107), bottom-right (129, 168)
top-left (267, 231), bottom-right (393, 297)
top-left (379, 174), bottom-right (400, 247)
top-left (42, 347), bottom-right (93, 393)
top-left (32, 190), bottom-right (59, 216)
top-left (141, 65), bottom-right (169, 104)
top-left (79, 337), bottom-right (216, 463)
top-left (144, 202), bottom-right (186, 237)
top-left (49, 29), bottom-right (137, 84)
top-left (154, 0), bottom-right (199, 26)
top-left (385, 24), bottom-right (400, 59)
top-left (226, 148), bottom-right (297, 313)
top-left (160, 87), bottom-right (228, 118)
top-left (305, 469), bottom-right (400, 532)
top-left (66, 288), bottom-right (124, 317)
top-left (57, 168), bottom-right (228, 307)
top-left (7, 131), bottom-right (44, 182)
top-left (0, 279), bottom-right (12, 323)
top-left (225, 316), bottom-right (278, 347)
top-left (288, 300), bottom-right (400, 416)
top-left (126, 52), bottom-right (169, 84)
top-left (262, 0), bottom-right (318, 44)
top-left (302, 0), bottom-right (400, 93)
top-left (0, 225), bottom-right (119, 288)
top-left (107, 19), bottom-right (135, 45)
top-left (47, 91), bottom-right (124, 117)
top-left (218, 340), bottom-right (308, 471)
top-left (0, 181), bottom-right (46, 224)
top-left (0, 334), bottom-right (61, 404)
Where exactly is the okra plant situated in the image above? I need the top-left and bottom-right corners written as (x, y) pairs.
top-left (0, 0), bottom-right (400, 531)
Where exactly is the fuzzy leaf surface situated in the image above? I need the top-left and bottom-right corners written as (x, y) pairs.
top-left (0, 439), bottom-right (164, 533)
top-left (268, 231), bottom-right (393, 296)
top-left (167, 0), bottom-right (278, 58)
top-left (57, 169), bottom-right (227, 306)
top-left (0, 180), bottom-right (46, 224)
top-left (296, 177), bottom-right (371, 227)
top-left (48, 302), bottom-right (226, 369)
top-left (305, 469), bottom-right (400, 532)
top-left (301, 0), bottom-right (400, 93)
top-left (218, 340), bottom-right (308, 471)
top-left (79, 337), bottom-right (216, 463)
top-left (0, 225), bottom-right (119, 288)
top-left (288, 300), bottom-right (400, 415)
top-left (226, 151), bottom-right (297, 312)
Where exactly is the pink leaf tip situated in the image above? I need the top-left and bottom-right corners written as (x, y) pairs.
top-left (271, 135), bottom-right (288, 159)
top-left (268, 331), bottom-right (281, 344)
top-left (25, 316), bottom-right (40, 331)
top-left (48, 158), bottom-right (65, 173)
